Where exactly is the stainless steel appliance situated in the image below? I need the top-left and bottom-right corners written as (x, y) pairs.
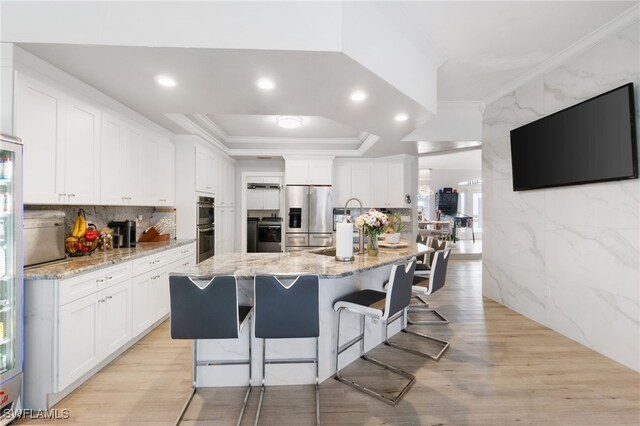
top-left (285, 185), bottom-right (333, 250)
top-left (23, 210), bottom-right (66, 267)
top-left (196, 196), bottom-right (215, 263)
top-left (247, 218), bottom-right (259, 253)
top-left (258, 218), bottom-right (282, 252)
top-left (0, 135), bottom-right (23, 422)
top-left (108, 220), bottom-right (136, 248)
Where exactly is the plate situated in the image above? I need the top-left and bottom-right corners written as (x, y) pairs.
top-left (379, 241), bottom-right (408, 249)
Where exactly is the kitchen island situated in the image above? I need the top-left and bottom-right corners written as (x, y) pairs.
top-left (176, 242), bottom-right (430, 387)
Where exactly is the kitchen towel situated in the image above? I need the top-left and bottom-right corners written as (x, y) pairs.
top-left (336, 222), bottom-right (354, 260)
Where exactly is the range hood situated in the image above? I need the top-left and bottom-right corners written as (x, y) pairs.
top-left (247, 183), bottom-right (281, 189)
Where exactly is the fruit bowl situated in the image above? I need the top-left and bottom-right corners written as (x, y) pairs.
top-left (65, 209), bottom-right (100, 256)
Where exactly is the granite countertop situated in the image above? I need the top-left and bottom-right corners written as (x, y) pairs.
top-left (179, 243), bottom-right (431, 280)
top-left (24, 239), bottom-right (196, 280)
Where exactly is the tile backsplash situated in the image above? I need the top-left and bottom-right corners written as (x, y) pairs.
top-left (25, 205), bottom-right (176, 240)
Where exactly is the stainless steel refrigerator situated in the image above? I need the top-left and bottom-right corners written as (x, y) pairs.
top-left (285, 185), bottom-right (333, 250)
top-left (0, 135), bottom-right (23, 421)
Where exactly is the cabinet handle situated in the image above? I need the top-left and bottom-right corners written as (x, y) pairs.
top-left (98, 299), bottom-right (105, 303)
top-left (96, 279), bottom-right (105, 283)
top-left (182, 262), bottom-right (189, 267)
top-left (105, 295), bottom-right (113, 300)
top-left (159, 199), bottom-right (167, 202)
top-left (68, 194), bottom-right (75, 197)
top-left (105, 276), bottom-right (113, 280)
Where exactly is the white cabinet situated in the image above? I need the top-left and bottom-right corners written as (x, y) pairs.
top-left (57, 263), bottom-right (132, 391)
top-left (195, 148), bottom-right (215, 194)
top-left (285, 159), bottom-right (332, 185)
top-left (141, 135), bottom-right (174, 206)
top-left (332, 165), bottom-right (351, 207)
top-left (100, 114), bottom-right (143, 205)
top-left (16, 73), bottom-right (101, 205)
top-left (333, 161), bottom-right (406, 208)
top-left (247, 188), bottom-right (280, 210)
top-left (215, 207), bottom-right (235, 254)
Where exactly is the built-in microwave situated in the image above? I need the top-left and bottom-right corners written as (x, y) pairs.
top-left (197, 196), bottom-right (215, 227)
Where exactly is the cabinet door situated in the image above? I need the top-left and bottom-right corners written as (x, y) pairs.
top-left (387, 163), bottom-right (405, 207)
top-left (195, 149), bottom-right (212, 193)
top-left (100, 115), bottom-right (125, 205)
top-left (15, 74), bottom-right (63, 204)
top-left (246, 189), bottom-right (263, 210)
top-left (262, 189), bottom-right (280, 210)
top-left (123, 126), bottom-right (143, 204)
top-left (156, 141), bottom-right (174, 206)
top-left (226, 208), bottom-right (235, 253)
top-left (58, 294), bottom-right (100, 390)
top-left (332, 165), bottom-right (351, 207)
top-left (370, 165), bottom-right (389, 208)
top-left (132, 273), bottom-right (154, 336)
top-left (351, 165), bottom-right (372, 208)
top-left (62, 98), bottom-right (101, 205)
top-left (309, 162), bottom-right (332, 185)
top-left (227, 163), bottom-right (235, 206)
top-left (101, 281), bottom-right (132, 356)
top-left (153, 269), bottom-right (170, 319)
top-left (285, 160), bottom-right (308, 184)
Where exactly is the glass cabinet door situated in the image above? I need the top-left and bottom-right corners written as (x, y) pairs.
top-left (0, 148), bottom-right (16, 376)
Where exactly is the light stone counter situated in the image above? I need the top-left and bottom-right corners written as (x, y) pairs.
top-left (173, 243), bottom-right (431, 388)
top-left (24, 239), bottom-right (196, 280)
top-left (181, 242), bottom-right (430, 279)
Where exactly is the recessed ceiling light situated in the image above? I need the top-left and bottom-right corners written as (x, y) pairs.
top-left (395, 113), bottom-right (409, 122)
top-left (350, 90), bottom-right (367, 102)
top-left (276, 116), bottom-right (303, 129)
top-left (256, 78), bottom-right (276, 90)
top-left (155, 75), bottom-right (177, 87)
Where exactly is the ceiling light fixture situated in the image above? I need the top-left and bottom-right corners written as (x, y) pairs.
top-left (395, 113), bottom-right (409, 122)
top-left (155, 75), bottom-right (177, 87)
top-left (256, 78), bottom-right (276, 90)
top-left (350, 90), bottom-right (367, 102)
top-left (276, 116), bottom-right (303, 129)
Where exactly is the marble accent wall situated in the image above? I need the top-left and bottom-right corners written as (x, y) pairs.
top-left (482, 23), bottom-right (640, 371)
top-left (25, 205), bottom-right (175, 240)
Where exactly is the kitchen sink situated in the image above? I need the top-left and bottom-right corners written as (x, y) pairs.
top-left (311, 247), bottom-right (360, 257)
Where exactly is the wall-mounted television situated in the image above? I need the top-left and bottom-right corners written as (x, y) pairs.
top-left (510, 83), bottom-right (637, 191)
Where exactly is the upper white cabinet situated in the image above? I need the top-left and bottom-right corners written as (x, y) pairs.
top-left (17, 73), bottom-right (101, 205)
top-left (285, 159), bottom-right (332, 185)
top-left (195, 147), bottom-right (234, 206)
top-left (247, 188), bottom-right (280, 210)
top-left (100, 114), bottom-right (143, 205)
top-left (195, 147), bottom-right (215, 194)
top-left (16, 71), bottom-right (174, 207)
top-left (333, 160), bottom-right (407, 208)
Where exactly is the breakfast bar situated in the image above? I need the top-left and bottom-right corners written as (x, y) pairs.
top-left (175, 242), bottom-right (431, 387)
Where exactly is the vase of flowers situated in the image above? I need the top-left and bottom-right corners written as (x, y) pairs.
top-left (355, 209), bottom-right (389, 256)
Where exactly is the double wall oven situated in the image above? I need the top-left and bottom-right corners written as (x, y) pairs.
top-left (197, 196), bottom-right (215, 263)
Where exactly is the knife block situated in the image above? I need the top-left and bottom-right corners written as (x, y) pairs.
top-left (138, 227), bottom-right (170, 242)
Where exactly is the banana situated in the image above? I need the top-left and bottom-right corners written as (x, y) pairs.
top-left (71, 214), bottom-right (80, 237)
top-left (77, 212), bottom-right (87, 238)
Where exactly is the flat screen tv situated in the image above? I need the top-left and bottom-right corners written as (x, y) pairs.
top-left (510, 83), bottom-right (637, 191)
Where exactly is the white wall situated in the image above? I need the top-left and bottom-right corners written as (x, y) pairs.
top-left (482, 22), bottom-right (640, 371)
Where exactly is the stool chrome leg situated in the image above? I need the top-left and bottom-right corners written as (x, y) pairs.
top-left (175, 340), bottom-right (199, 426)
top-left (334, 308), bottom-right (416, 406)
top-left (385, 310), bottom-right (450, 361)
top-left (315, 337), bottom-right (320, 426)
top-left (407, 294), bottom-right (449, 325)
top-left (255, 339), bottom-right (266, 426)
top-left (237, 313), bottom-right (253, 426)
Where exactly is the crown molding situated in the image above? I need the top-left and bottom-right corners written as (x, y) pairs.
top-left (437, 101), bottom-right (486, 113)
top-left (484, 3), bottom-right (640, 106)
top-left (190, 113), bottom-right (229, 141)
top-left (357, 133), bottom-right (381, 155)
top-left (226, 136), bottom-right (364, 145)
top-left (164, 113), bottom-right (229, 153)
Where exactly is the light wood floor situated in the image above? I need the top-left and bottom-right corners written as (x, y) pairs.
top-left (17, 260), bottom-right (640, 425)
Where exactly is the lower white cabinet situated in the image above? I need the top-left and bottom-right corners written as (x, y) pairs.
top-left (58, 279), bottom-right (132, 391)
top-left (24, 242), bottom-right (196, 410)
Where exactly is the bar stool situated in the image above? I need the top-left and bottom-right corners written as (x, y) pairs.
top-left (253, 274), bottom-right (320, 426)
top-left (169, 275), bottom-right (253, 426)
top-left (409, 248), bottom-right (451, 325)
top-left (410, 238), bottom-right (448, 312)
top-left (333, 257), bottom-right (416, 406)
top-left (388, 249), bottom-right (452, 361)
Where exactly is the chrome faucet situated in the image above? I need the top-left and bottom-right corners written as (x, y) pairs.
top-left (343, 197), bottom-right (365, 254)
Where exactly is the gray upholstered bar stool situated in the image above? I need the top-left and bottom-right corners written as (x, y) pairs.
top-left (386, 249), bottom-right (452, 361)
top-left (333, 257), bottom-right (416, 406)
top-left (169, 275), bottom-right (253, 426)
top-left (409, 246), bottom-right (451, 325)
top-left (253, 274), bottom-right (320, 426)
top-left (409, 238), bottom-right (449, 322)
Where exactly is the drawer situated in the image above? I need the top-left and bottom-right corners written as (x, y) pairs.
top-left (132, 251), bottom-right (169, 277)
top-left (172, 243), bottom-right (196, 261)
top-left (59, 262), bottom-right (132, 306)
